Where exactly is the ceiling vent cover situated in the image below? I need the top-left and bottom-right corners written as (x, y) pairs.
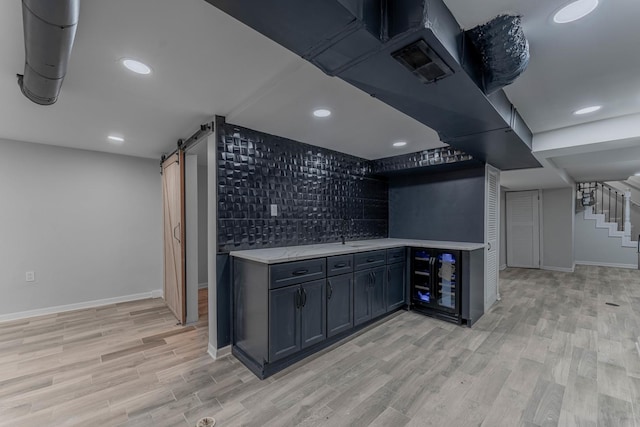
top-left (392, 40), bottom-right (453, 84)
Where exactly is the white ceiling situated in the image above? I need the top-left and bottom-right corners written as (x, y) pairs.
top-left (443, 0), bottom-right (640, 133)
top-left (0, 0), bottom-right (442, 161)
top-left (1, 0), bottom-right (639, 184)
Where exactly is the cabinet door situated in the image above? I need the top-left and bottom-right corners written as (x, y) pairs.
top-left (300, 279), bottom-right (326, 349)
top-left (354, 270), bottom-right (372, 326)
top-left (387, 262), bottom-right (406, 311)
top-left (370, 266), bottom-right (387, 318)
top-left (269, 286), bottom-right (301, 362)
top-left (327, 274), bottom-right (353, 337)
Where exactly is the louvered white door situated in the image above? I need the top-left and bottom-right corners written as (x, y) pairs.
top-left (506, 190), bottom-right (540, 269)
top-left (485, 166), bottom-right (500, 310)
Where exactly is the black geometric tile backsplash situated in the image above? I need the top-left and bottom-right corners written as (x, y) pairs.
top-left (216, 121), bottom-right (388, 253)
top-left (372, 146), bottom-right (474, 174)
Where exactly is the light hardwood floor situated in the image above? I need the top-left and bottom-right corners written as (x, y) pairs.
top-left (1, 267), bottom-right (640, 426)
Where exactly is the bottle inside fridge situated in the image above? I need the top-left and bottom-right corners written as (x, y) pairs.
top-left (437, 252), bottom-right (456, 309)
top-left (413, 250), bottom-right (432, 303)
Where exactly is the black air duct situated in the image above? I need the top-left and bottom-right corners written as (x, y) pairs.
top-left (205, 0), bottom-right (540, 170)
top-left (467, 15), bottom-right (529, 94)
top-left (18, 0), bottom-right (80, 105)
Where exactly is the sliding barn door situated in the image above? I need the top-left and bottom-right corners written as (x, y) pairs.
top-left (162, 152), bottom-right (186, 324)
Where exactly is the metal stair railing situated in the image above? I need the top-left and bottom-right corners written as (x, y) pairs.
top-left (577, 182), bottom-right (629, 232)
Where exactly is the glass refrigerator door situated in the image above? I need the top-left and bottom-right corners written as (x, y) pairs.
top-left (436, 252), bottom-right (457, 311)
top-left (412, 249), bottom-right (433, 304)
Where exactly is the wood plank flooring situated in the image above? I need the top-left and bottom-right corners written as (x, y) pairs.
top-left (1, 267), bottom-right (640, 426)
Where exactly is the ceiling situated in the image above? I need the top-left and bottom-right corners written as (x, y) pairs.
top-left (1, 0), bottom-right (639, 185)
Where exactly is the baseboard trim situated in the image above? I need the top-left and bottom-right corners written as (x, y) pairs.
top-left (541, 265), bottom-right (575, 273)
top-left (207, 343), bottom-right (217, 359)
top-left (198, 282), bottom-right (208, 290)
top-left (0, 290), bottom-right (164, 323)
top-left (207, 343), bottom-right (231, 360)
top-left (499, 264), bottom-right (507, 271)
top-left (575, 261), bottom-right (637, 269)
top-left (217, 345), bottom-right (231, 358)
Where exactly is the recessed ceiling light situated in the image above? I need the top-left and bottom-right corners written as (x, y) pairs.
top-left (393, 141), bottom-right (407, 147)
top-left (107, 135), bottom-right (125, 143)
top-left (122, 58), bottom-right (152, 75)
top-left (313, 109), bottom-right (331, 118)
top-left (574, 105), bottom-right (601, 115)
top-left (553, 0), bottom-right (599, 24)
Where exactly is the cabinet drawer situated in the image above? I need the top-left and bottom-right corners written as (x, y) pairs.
top-left (327, 254), bottom-right (354, 276)
top-left (386, 247), bottom-right (406, 264)
top-left (269, 258), bottom-right (326, 289)
top-left (354, 250), bottom-right (386, 271)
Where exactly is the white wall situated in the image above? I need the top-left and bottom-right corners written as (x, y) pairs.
top-left (575, 211), bottom-right (637, 268)
top-left (541, 187), bottom-right (575, 271)
top-left (0, 138), bottom-right (162, 318)
top-left (198, 165), bottom-right (208, 285)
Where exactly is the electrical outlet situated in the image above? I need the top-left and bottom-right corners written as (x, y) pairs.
top-left (270, 204), bottom-right (278, 217)
top-left (25, 271), bottom-right (35, 282)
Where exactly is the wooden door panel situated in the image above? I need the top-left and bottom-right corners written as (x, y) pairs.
top-left (162, 152), bottom-right (186, 324)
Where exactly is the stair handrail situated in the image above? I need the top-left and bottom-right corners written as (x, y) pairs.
top-left (601, 182), bottom-right (640, 207)
top-left (578, 181), bottom-right (627, 233)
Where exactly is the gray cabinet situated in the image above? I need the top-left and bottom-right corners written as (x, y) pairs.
top-left (354, 269), bottom-right (372, 326)
top-left (371, 266), bottom-right (387, 318)
top-left (354, 266), bottom-right (387, 326)
top-left (300, 279), bottom-right (327, 348)
top-left (326, 274), bottom-right (353, 337)
top-left (233, 245), bottom-right (411, 379)
top-left (268, 285), bottom-right (301, 362)
top-left (270, 258), bottom-right (326, 289)
top-left (387, 262), bottom-right (406, 311)
top-left (269, 279), bottom-right (326, 362)
top-left (327, 254), bottom-right (354, 276)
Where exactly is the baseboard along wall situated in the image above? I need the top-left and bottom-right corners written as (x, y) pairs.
top-left (541, 265), bottom-right (575, 273)
top-left (0, 290), bottom-right (164, 323)
top-left (575, 260), bottom-right (637, 269)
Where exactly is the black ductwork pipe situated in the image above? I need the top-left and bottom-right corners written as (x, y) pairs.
top-left (18, 0), bottom-right (80, 105)
top-left (205, 0), bottom-right (541, 170)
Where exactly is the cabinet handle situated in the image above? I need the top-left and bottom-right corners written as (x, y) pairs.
top-left (327, 282), bottom-right (333, 299)
top-left (367, 258), bottom-right (375, 263)
top-left (292, 269), bottom-right (309, 276)
top-left (334, 262), bottom-right (347, 268)
top-left (301, 288), bottom-right (307, 307)
top-left (295, 288), bottom-right (301, 308)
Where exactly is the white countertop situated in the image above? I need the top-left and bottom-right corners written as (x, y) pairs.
top-left (229, 238), bottom-right (485, 264)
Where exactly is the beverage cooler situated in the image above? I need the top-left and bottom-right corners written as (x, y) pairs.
top-left (411, 248), bottom-right (462, 323)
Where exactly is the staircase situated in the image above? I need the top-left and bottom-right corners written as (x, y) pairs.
top-left (576, 182), bottom-right (638, 268)
top-left (583, 206), bottom-right (636, 248)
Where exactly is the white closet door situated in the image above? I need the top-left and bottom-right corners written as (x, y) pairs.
top-left (506, 190), bottom-right (540, 268)
top-left (485, 166), bottom-right (500, 310)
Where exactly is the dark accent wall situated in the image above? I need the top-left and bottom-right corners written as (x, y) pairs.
top-left (217, 121), bottom-right (389, 252)
top-left (216, 254), bottom-right (231, 347)
top-left (388, 166), bottom-right (486, 243)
